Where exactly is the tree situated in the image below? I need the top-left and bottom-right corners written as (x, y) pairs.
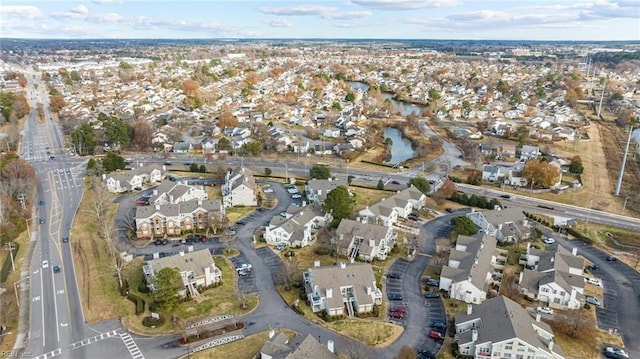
top-left (345, 92), bottom-right (356, 102)
top-left (71, 123), bottom-right (95, 155)
top-left (393, 346), bottom-right (417, 359)
top-left (450, 216), bottom-right (478, 236)
top-left (104, 115), bottom-right (133, 149)
top-left (218, 137), bottom-right (231, 151)
top-left (408, 177), bottom-right (430, 194)
top-left (151, 267), bottom-right (183, 312)
top-left (190, 163), bottom-right (199, 172)
top-left (49, 95), bottom-right (66, 113)
top-left (428, 88), bottom-right (441, 101)
top-left (428, 135), bottom-right (443, 152)
top-left (323, 186), bottom-right (354, 228)
top-left (569, 156), bottom-right (584, 174)
top-left (264, 167), bottom-right (272, 176)
top-left (309, 164), bottom-right (330, 179)
top-left (102, 152), bottom-right (126, 172)
top-left (183, 79), bottom-right (200, 96)
top-left (515, 125), bottom-right (530, 146)
top-left (86, 157), bottom-right (105, 177)
top-left (523, 160), bottom-right (560, 188)
top-left (218, 105), bottom-right (237, 129)
top-left (132, 122), bottom-right (153, 151)
top-left (561, 308), bottom-right (593, 339)
top-left (377, 179), bottom-right (384, 190)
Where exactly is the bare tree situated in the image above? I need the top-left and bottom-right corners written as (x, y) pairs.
top-left (85, 177), bottom-right (112, 222)
top-left (435, 237), bottom-right (452, 254)
top-left (500, 273), bottom-right (521, 299)
top-left (393, 346), bottom-right (418, 359)
top-left (560, 308), bottom-right (594, 339)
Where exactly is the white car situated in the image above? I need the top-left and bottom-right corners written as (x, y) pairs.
top-left (291, 194), bottom-right (302, 199)
top-left (42, 260), bottom-right (49, 269)
top-left (263, 188), bottom-right (273, 193)
top-left (586, 296), bottom-right (601, 306)
top-left (543, 237), bottom-right (556, 244)
top-left (536, 306), bottom-right (553, 315)
top-left (604, 346), bottom-right (629, 359)
top-left (585, 277), bottom-right (602, 286)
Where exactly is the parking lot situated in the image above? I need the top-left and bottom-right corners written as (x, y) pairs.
top-left (596, 285), bottom-right (619, 330)
top-left (255, 246), bottom-right (284, 276)
top-left (385, 259), bottom-right (410, 309)
top-left (229, 252), bottom-right (258, 293)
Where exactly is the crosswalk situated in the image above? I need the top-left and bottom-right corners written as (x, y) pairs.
top-left (33, 348), bottom-right (61, 359)
top-left (70, 329), bottom-right (120, 349)
top-left (120, 332), bottom-right (145, 359)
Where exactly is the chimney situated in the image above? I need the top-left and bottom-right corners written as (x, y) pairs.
top-left (369, 239), bottom-right (375, 247)
top-left (198, 199), bottom-right (202, 206)
top-left (367, 286), bottom-right (372, 295)
top-left (302, 200), bottom-right (306, 207)
top-left (536, 313), bottom-right (541, 322)
top-left (179, 251), bottom-right (185, 256)
top-left (102, 173), bottom-right (106, 181)
top-left (327, 340), bottom-right (335, 353)
top-left (314, 260), bottom-right (320, 267)
top-left (467, 304), bottom-right (472, 315)
top-left (269, 329), bottom-right (275, 339)
top-left (572, 247), bottom-right (577, 256)
top-left (155, 204), bottom-right (160, 211)
top-left (472, 329), bottom-right (478, 342)
top-left (518, 272), bottom-right (524, 284)
top-left (350, 257), bottom-right (354, 264)
top-left (527, 242), bottom-right (531, 251)
top-left (339, 262), bottom-right (346, 269)
top-left (548, 339), bottom-right (554, 351)
top-left (326, 288), bottom-right (332, 298)
top-left (188, 245), bottom-right (193, 253)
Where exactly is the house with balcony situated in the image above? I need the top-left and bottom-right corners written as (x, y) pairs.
top-left (334, 219), bottom-right (396, 261)
top-left (143, 249), bottom-right (222, 297)
top-left (466, 208), bottom-right (530, 243)
top-left (135, 199), bottom-right (224, 239)
top-left (454, 296), bottom-right (565, 359)
top-left (104, 164), bottom-right (165, 193)
top-left (305, 177), bottom-right (350, 205)
top-left (260, 330), bottom-right (336, 359)
top-left (148, 181), bottom-right (208, 206)
top-left (518, 243), bottom-right (585, 309)
top-left (222, 167), bottom-right (258, 208)
top-left (358, 186), bottom-right (426, 226)
top-left (263, 204), bottom-right (331, 248)
top-left (439, 234), bottom-right (507, 304)
top-left (304, 262), bottom-right (382, 317)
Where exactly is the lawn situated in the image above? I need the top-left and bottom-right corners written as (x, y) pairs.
top-left (326, 320), bottom-right (403, 348)
top-left (71, 181), bottom-right (131, 323)
top-left (351, 186), bottom-right (396, 212)
top-left (226, 206), bottom-right (256, 223)
top-left (190, 329), bottom-right (297, 359)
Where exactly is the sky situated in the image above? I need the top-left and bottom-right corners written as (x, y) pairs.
top-left (0, 0), bottom-right (639, 41)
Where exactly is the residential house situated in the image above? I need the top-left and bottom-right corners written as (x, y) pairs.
top-left (466, 208), bottom-right (530, 243)
top-left (148, 181), bottom-right (208, 206)
top-left (143, 249), bottom-right (222, 297)
top-left (222, 167), bottom-right (258, 208)
top-left (439, 234), bottom-right (504, 304)
top-left (454, 296), bottom-right (565, 359)
top-left (334, 219), bottom-right (396, 261)
top-left (358, 186), bottom-right (426, 226)
top-left (305, 177), bottom-right (349, 204)
top-left (519, 243), bottom-right (585, 309)
top-left (304, 262), bottom-right (383, 317)
top-left (173, 141), bottom-right (193, 153)
top-left (260, 330), bottom-right (336, 359)
top-left (200, 138), bottom-right (218, 153)
top-left (104, 164), bottom-right (165, 193)
top-left (519, 145), bottom-right (540, 161)
top-left (135, 199), bottom-right (224, 239)
top-left (481, 165), bottom-right (502, 182)
top-left (264, 204), bottom-right (332, 248)
top-left (323, 128), bottom-right (341, 138)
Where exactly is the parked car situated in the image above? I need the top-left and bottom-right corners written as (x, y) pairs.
top-left (236, 220), bottom-right (246, 225)
top-left (536, 306), bottom-right (554, 315)
top-left (585, 277), bottom-right (602, 286)
top-left (606, 256), bottom-right (618, 262)
top-left (424, 291), bottom-right (440, 298)
top-left (604, 346), bottom-right (629, 359)
top-left (389, 311), bottom-right (404, 319)
top-left (275, 242), bottom-right (288, 251)
top-left (135, 199), bottom-right (148, 205)
top-left (428, 331), bottom-right (445, 340)
top-left (586, 296), bottom-right (601, 307)
top-left (426, 279), bottom-right (440, 287)
top-left (543, 237), bottom-right (556, 244)
top-left (291, 194), bottom-right (302, 199)
top-left (431, 320), bottom-right (446, 329)
top-left (53, 265), bottom-right (61, 273)
top-left (417, 349), bottom-right (436, 359)
top-left (387, 293), bottom-right (403, 301)
top-left (390, 307), bottom-right (406, 314)
top-left (587, 264), bottom-right (599, 271)
top-left (408, 213), bottom-right (419, 221)
top-left (387, 273), bottom-right (401, 279)
top-left (263, 188), bottom-right (274, 193)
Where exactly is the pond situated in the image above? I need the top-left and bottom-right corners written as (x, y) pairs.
top-left (384, 127), bottom-right (415, 165)
top-left (349, 81), bottom-right (423, 117)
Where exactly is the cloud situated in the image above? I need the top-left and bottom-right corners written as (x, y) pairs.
top-left (259, 5), bottom-right (336, 16)
top-left (92, 13), bottom-right (125, 23)
top-left (350, 0), bottom-right (460, 10)
top-left (92, 0), bottom-right (116, 4)
top-left (71, 4), bottom-right (89, 15)
top-left (325, 10), bottom-right (372, 20)
top-left (0, 5), bottom-right (42, 19)
top-left (265, 18), bottom-right (293, 27)
top-left (581, 0), bottom-right (640, 19)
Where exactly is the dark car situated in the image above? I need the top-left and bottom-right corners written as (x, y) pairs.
top-left (236, 220), bottom-right (246, 225)
top-left (62, 236), bottom-right (69, 243)
top-left (163, 161), bottom-right (172, 166)
top-left (424, 291), bottom-right (440, 298)
top-left (387, 293), bottom-right (403, 301)
top-left (445, 208), bottom-right (454, 213)
top-left (39, 199), bottom-right (45, 205)
top-left (408, 213), bottom-right (419, 221)
top-left (391, 180), bottom-right (400, 185)
top-left (606, 256), bottom-right (618, 262)
top-left (431, 320), bottom-right (447, 329)
top-left (426, 279), bottom-right (440, 287)
top-left (387, 273), bottom-right (401, 279)
top-left (39, 218), bottom-right (45, 224)
top-left (417, 349), bottom-right (436, 359)
top-left (53, 265), bottom-right (61, 273)
top-left (500, 194), bottom-right (511, 199)
top-left (587, 264), bottom-right (599, 271)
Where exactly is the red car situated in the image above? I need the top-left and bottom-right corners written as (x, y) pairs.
top-left (389, 311), bottom-right (404, 319)
top-left (428, 331), bottom-right (445, 340)
top-left (390, 307), bottom-right (407, 314)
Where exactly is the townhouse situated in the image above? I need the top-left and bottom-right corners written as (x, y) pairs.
top-left (148, 181), bottom-right (208, 206)
top-left (455, 296), bottom-right (565, 359)
top-left (135, 199), bottom-right (225, 239)
top-left (260, 330), bottom-right (336, 359)
top-left (103, 164), bottom-right (165, 194)
top-left (305, 177), bottom-right (350, 205)
top-left (334, 219), bottom-right (396, 261)
top-left (304, 262), bottom-right (382, 317)
top-left (358, 186), bottom-right (426, 226)
top-left (519, 243), bottom-right (585, 309)
top-left (264, 204), bottom-right (332, 248)
top-left (439, 234), bottom-right (507, 304)
top-left (466, 208), bottom-right (530, 243)
top-left (143, 249), bottom-right (222, 297)
top-left (222, 167), bottom-right (258, 208)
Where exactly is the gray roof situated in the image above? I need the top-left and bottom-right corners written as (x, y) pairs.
top-left (268, 203), bottom-right (326, 242)
top-left (520, 269), bottom-right (584, 295)
top-left (442, 234), bottom-right (496, 292)
top-left (482, 208), bottom-right (525, 227)
top-left (227, 167), bottom-right (256, 191)
top-left (336, 219), bottom-right (389, 253)
top-left (261, 332), bottom-right (291, 358)
top-left (146, 249), bottom-right (215, 278)
top-left (306, 177), bottom-right (348, 203)
top-left (361, 185), bottom-right (424, 220)
top-left (533, 244), bottom-right (583, 273)
top-left (286, 335), bottom-right (336, 359)
top-left (455, 296), bottom-right (562, 356)
top-left (307, 263), bottom-right (377, 311)
top-left (136, 199), bottom-right (223, 220)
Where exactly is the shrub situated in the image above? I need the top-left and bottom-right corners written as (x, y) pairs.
top-left (584, 303), bottom-right (591, 310)
top-left (314, 246), bottom-right (331, 256)
top-left (137, 281), bottom-right (150, 293)
top-left (142, 315), bottom-right (165, 327)
top-left (118, 279), bottom-right (129, 296)
top-left (127, 293), bottom-right (146, 315)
